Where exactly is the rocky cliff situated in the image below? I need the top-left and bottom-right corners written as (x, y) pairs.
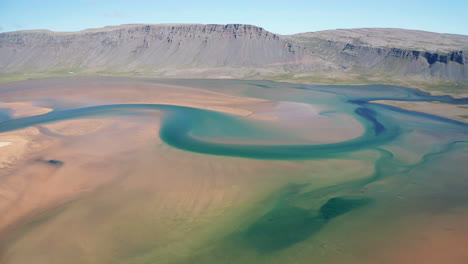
top-left (1, 24), bottom-right (467, 81)
top-left (0, 24), bottom-right (327, 74)
top-left (288, 28), bottom-right (468, 81)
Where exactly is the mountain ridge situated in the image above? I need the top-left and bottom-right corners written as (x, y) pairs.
top-left (1, 24), bottom-right (467, 82)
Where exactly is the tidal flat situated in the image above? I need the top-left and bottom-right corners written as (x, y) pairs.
top-left (0, 77), bottom-right (467, 264)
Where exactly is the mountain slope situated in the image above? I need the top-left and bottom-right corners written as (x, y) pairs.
top-left (287, 28), bottom-right (468, 81)
top-left (0, 24), bottom-right (330, 74)
top-left (0, 24), bottom-right (467, 82)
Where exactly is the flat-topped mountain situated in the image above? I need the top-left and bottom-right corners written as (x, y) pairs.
top-left (287, 28), bottom-right (468, 82)
top-left (289, 28), bottom-right (468, 53)
top-left (1, 24), bottom-right (467, 82)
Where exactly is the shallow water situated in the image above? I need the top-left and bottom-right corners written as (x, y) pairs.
top-left (0, 78), bottom-right (467, 264)
top-left (3, 83), bottom-right (464, 159)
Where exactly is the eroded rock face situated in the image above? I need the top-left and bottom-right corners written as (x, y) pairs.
top-left (1, 24), bottom-right (467, 81)
top-left (336, 43), bottom-right (466, 80)
top-left (0, 24), bottom-right (321, 74)
top-left (289, 28), bottom-right (468, 81)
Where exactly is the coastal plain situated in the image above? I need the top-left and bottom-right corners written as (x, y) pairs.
top-left (0, 76), bottom-right (467, 264)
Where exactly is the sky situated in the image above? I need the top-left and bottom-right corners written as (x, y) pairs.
top-left (1, 0), bottom-right (467, 35)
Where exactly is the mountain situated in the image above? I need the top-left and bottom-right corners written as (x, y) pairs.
top-left (287, 28), bottom-right (468, 81)
top-left (1, 24), bottom-right (467, 82)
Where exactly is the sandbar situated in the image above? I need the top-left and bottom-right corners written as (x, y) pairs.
top-left (372, 100), bottom-right (468, 123)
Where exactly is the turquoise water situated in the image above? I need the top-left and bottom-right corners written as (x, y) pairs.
top-left (0, 79), bottom-right (467, 261)
top-left (0, 102), bottom-right (397, 159)
top-left (0, 82), bottom-right (466, 160)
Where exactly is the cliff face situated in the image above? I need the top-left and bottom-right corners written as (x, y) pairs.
top-left (289, 28), bottom-right (468, 81)
top-left (1, 24), bottom-right (467, 81)
top-left (0, 24), bottom-right (325, 74)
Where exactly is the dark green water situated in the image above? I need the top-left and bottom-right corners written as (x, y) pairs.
top-left (243, 184), bottom-right (372, 253)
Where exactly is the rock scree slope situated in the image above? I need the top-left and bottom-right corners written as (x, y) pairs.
top-left (0, 24), bottom-right (467, 81)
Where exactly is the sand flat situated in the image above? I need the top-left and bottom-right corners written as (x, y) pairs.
top-left (0, 129), bottom-right (49, 169)
top-left (0, 102), bottom-right (52, 118)
top-left (0, 142), bottom-right (12, 147)
top-left (0, 116), bottom-right (162, 235)
top-left (40, 119), bottom-right (116, 136)
top-left (372, 100), bottom-right (468, 123)
top-left (0, 77), bottom-right (465, 264)
top-left (0, 77), bottom-right (365, 240)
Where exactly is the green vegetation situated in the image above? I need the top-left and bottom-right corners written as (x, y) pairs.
top-left (0, 74), bottom-right (67, 84)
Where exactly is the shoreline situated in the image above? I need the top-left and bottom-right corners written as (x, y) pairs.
top-left (371, 100), bottom-right (468, 123)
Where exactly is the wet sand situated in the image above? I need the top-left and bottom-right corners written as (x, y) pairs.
top-left (0, 77), bottom-right (466, 264)
top-left (0, 102), bottom-right (52, 118)
top-left (372, 100), bottom-right (468, 123)
top-left (0, 77), bottom-right (365, 241)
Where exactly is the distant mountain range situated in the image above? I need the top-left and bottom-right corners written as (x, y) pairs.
top-left (1, 24), bottom-right (467, 82)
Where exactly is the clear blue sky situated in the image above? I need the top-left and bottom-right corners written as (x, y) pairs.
top-left (1, 0), bottom-right (467, 35)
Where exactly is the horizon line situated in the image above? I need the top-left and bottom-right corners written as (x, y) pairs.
top-left (2, 23), bottom-right (468, 37)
